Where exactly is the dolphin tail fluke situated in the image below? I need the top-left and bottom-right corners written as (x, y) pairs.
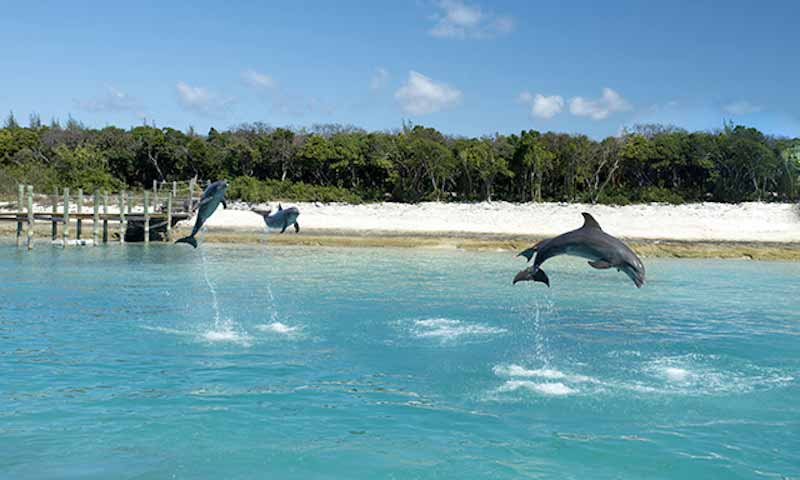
top-left (293, 222), bottom-right (300, 233)
top-left (175, 235), bottom-right (198, 248)
top-left (512, 267), bottom-right (550, 287)
top-left (533, 269), bottom-right (550, 287)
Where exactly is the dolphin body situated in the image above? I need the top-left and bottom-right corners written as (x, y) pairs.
top-left (175, 180), bottom-right (228, 248)
top-left (513, 213), bottom-right (645, 288)
top-left (252, 204), bottom-right (300, 233)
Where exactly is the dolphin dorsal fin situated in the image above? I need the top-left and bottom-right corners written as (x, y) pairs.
top-left (278, 203), bottom-right (283, 211)
top-left (581, 213), bottom-right (602, 230)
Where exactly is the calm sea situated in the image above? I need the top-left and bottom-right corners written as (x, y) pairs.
top-left (1, 242), bottom-right (798, 479)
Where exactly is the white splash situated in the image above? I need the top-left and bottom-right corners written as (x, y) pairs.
top-left (199, 250), bottom-right (251, 346)
top-left (663, 367), bottom-right (690, 382)
top-left (496, 380), bottom-right (575, 396)
top-left (493, 364), bottom-right (593, 383)
top-left (412, 318), bottom-right (506, 340)
top-left (256, 322), bottom-right (300, 335)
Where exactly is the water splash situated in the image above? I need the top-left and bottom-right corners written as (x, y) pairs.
top-left (201, 248), bottom-right (221, 326)
top-left (200, 249), bottom-right (251, 345)
top-left (519, 294), bottom-right (555, 366)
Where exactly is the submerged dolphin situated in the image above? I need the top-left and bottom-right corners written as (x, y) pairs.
top-left (513, 213), bottom-right (645, 288)
top-left (252, 204), bottom-right (300, 233)
top-left (175, 180), bottom-right (228, 248)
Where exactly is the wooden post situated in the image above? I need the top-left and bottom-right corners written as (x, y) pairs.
top-left (152, 180), bottom-right (159, 212)
top-left (62, 188), bottom-right (70, 248)
top-left (26, 185), bottom-right (34, 250)
top-left (92, 190), bottom-right (99, 246)
top-left (51, 187), bottom-right (58, 240)
top-left (143, 190), bottom-right (150, 244)
top-left (187, 177), bottom-right (195, 213)
top-left (76, 188), bottom-right (83, 240)
top-left (102, 191), bottom-right (109, 243)
top-left (16, 184), bottom-right (23, 247)
top-left (166, 193), bottom-right (173, 242)
top-left (119, 191), bottom-right (126, 244)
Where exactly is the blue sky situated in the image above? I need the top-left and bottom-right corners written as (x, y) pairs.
top-left (1, 0), bottom-right (798, 138)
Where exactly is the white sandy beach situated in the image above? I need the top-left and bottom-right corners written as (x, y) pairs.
top-left (197, 202), bottom-right (800, 243)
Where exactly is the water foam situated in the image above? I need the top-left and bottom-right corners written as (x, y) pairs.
top-left (411, 318), bottom-right (506, 340)
top-left (493, 364), bottom-right (593, 383)
top-left (256, 322), bottom-right (300, 335)
top-left (496, 380), bottom-right (576, 396)
top-left (199, 250), bottom-right (251, 346)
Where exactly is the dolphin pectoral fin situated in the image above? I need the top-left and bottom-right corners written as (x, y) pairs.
top-left (517, 246), bottom-right (537, 262)
top-left (222, 200), bottom-right (227, 209)
top-left (588, 260), bottom-right (613, 269)
top-left (293, 222), bottom-right (300, 233)
top-left (581, 212), bottom-right (602, 230)
top-left (280, 219), bottom-right (288, 233)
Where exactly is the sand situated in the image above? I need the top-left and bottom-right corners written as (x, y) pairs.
top-left (199, 201), bottom-right (800, 243)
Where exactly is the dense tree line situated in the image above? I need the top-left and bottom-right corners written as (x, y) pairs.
top-left (1, 112), bottom-right (798, 204)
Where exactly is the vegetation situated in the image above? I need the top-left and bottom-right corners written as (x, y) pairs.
top-left (1, 112), bottom-right (798, 204)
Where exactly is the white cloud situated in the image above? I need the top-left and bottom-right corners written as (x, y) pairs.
top-left (395, 71), bottom-right (462, 115)
top-left (428, 0), bottom-right (514, 39)
top-left (241, 69), bottom-right (276, 89)
top-left (370, 68), bottom-right (390, 91)
top-left (723, 100), bottom-right (762, 116)
top-left (76, 86), bottom-right (139, 113)
top-left (176, 81), bottom-right (233, 114)
top-left (519, 91), bottom-right (564, 119)
top-left (569, 88), bottom-right (632, 120)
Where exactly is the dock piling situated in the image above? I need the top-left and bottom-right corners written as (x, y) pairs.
top-left (144, 190), bottom-right (150, 244)
top-left (166, 193), bottom-right (173, 242)
top-left (51, 188), bottom-right (58, 240)
top-left (26, 185), bottom-right (34, 250)
top-left (92, 190), bottom-right (99, 245)
top-left (119, 191), bottom-right (126, 244)
top-left (153, 180), bottom-right (159, 212)
top-left (76, 189), bottom-right (83, 240)
top-left (16, 184), bottom-right (23, 247)
top-left (102, 191), bottom-right (109, 243)
top-left (62, 188), bottom-right (70, 247)
top-left (188, 177), bottom-right (195, 213)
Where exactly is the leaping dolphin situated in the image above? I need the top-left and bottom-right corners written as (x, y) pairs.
top-left (175, 180), bottom-right (228, 248)
top-left (513, 213), bottom-right (645, 288)
top-left (252, 204), bottom-right (300, 233)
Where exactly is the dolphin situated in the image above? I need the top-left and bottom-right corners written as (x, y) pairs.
top-left (513, 213), bottom-right (645, 288)
top-left (175, 180), bottom-right (228, 248)
top-left (252, 204), bottom-right (300, 233)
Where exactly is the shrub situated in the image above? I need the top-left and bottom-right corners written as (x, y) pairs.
top-left (638, 186), bottom-right (685, 204)
top-left (228, 176), bottom-right (362, 203)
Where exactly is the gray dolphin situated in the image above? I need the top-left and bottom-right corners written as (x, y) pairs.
top-left (513, 213), bottom-right (645, 288)
top-left (252, 204), bottom-right (300, 233)
top-left (175, 180), bottom-right (228, 248)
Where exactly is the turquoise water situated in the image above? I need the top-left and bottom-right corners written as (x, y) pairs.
top-left (1, 242), bottom-right (799, 479)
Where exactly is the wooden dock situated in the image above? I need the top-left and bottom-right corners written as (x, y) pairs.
top-left (0, 179), bottom-right (201, 249)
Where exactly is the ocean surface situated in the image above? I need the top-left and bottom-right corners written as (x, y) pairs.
top-left (1, 241), bottom-right (799, 479)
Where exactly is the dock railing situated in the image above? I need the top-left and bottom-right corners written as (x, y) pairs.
top-left (0, 178), bottom-right (204, 249)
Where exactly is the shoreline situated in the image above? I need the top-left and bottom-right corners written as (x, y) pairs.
top-left (1, 223), bottom-right (798, 259)
top-left (182, 227), bottom-right (800, 260)
top-left (2, 200), bottom-right (799, 260)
